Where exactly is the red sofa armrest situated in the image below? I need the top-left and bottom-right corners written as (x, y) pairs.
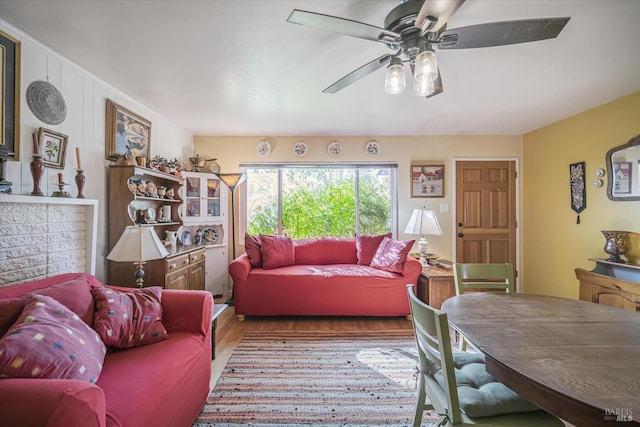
top-left (229, 253), bottom-right (253, 285)
top-left (0, 378), bottom-right (105, 427)
top-left (401, 256), bottom-right (423, 282)
top-left (160, 289), bottom-right (213, 338)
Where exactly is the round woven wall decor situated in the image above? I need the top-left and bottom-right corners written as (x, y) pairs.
top-left (26, 81), bottom-right (67, 125)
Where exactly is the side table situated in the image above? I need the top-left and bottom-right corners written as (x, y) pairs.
top-left (211, 303), bottom-right (228, 360)
top-left (417, 262), bottom-right (455, 309)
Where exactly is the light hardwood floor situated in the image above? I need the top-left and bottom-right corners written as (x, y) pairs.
top-left (210, 299), bottom-right (413, 386)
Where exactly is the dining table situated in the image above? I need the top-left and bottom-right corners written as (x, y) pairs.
top-left (441, 292), bottom-right (640, 426)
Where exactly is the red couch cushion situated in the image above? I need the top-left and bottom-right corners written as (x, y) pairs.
top-left (0, 298), bottom-right (26, 338)
top-left (294, 237), bottom-right (357, 265)
top-left (0, 294), bottom-right (106, 383)
top-left (260, 234), bottom-right (295, 269)
top-left (91, 286), bottom-right (168, 349)
top-left (244, 233), bottom-right (263, 267)
top-left (355, 233), bottom-right (392, 265)
top-left (370, 237), bottom-right (415, 273)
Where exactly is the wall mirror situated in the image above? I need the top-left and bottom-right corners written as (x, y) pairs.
top-left (606, 134), bottom-right (640, 201)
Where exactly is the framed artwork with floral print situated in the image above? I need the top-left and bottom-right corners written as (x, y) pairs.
top-left (38, 127), bottom-right (68, 169)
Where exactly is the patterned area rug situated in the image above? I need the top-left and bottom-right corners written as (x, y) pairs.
top-left (193, 329), bottom-right (441, 427)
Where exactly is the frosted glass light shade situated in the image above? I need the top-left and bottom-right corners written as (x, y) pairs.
top-left (414, 77), bottom-right (435, 97)
top-left (414, 50), bottom-right (438, 82)
top-left (385, 61), bottom-right (406, 94)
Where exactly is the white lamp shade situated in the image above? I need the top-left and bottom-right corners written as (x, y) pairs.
top-left (107, 226), bottom-right (169, 262)
top-left (404, 208), bottom-right (443, 236)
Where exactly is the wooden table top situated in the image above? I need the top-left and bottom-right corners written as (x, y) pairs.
top-left (441, 293), bottom-right (640, 426)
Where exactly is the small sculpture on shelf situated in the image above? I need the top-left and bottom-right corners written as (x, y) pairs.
top-left (145, 181), bottom-right (158, 198)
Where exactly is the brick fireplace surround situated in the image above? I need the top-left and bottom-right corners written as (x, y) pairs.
top-left (0, 195), bottom-right (98, 287)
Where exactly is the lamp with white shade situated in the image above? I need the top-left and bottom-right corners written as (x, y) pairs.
top-left (404, 208), bottom-right (443, 266)
top-left (107, 226), bottom-right (169, 288)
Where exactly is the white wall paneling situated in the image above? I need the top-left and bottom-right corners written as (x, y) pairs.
top-left (0, 19), bottom-right (194, 283)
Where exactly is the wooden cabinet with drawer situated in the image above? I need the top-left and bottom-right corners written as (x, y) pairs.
top-left (575, 258), bottom-right (640, 312)
top-left (165, 248), bottom-right (205, 291)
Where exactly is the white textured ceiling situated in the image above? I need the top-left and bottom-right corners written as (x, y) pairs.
top-left (1, 0), bottom-right (639, 136)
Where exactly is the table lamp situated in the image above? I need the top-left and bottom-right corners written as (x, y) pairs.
top-left (215, 172), bottom-right (247, 306)
top-left (404, 208), bottom-right (443, 266)
top-left (107, 225), bottom-right (169, 288)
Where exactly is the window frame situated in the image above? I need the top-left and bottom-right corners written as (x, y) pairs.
top-left (237, 162), bottom-right (398, 244)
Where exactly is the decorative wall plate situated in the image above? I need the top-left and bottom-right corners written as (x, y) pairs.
top-left (183, 160), bottom-right (194, 171)
top-left (327, 141), bottom-right (342, 157)
top-left (206, 159), bottom-right (221, 173)
top-left (257, 140), bottom-right (272, 156)
top-left (365, 140), bottom-right (380, 156)
top-left (293, 141), bottom-right (308, 157)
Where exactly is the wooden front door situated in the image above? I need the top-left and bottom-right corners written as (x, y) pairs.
top-left (455, 160), bottom-right (517, 267)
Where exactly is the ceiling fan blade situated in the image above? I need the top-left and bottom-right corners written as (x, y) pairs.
top-left (416, 0), bottom-right (466, 35)
top-left (288, 9), bottom-right (398, 44)
top-left (438, 17), bottom-right (570, 49)
top-left (426, 72), bottom-right (443, 98)
top-left (323, 55), bottom-right (393, 94)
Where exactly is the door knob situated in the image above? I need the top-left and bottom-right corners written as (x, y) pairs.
top-left (458, 222), bottom-right (463, 227)
top-left (458, 233), bottom-right (464, 237)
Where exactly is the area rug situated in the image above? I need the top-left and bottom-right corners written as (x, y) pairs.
top-left (193, 329), bottom-right (441, 426)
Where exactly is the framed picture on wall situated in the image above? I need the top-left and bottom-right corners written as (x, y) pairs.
top-left (411, 164), bottom-right (444, 197)
top-left (105, 99), bottom-right (151, 162)
top-left (613, 161), bottom-right (632, 194)
top-left (38, 127), bottom-right (68, 169)
top-left (0, 30), bottom-right (21, 160)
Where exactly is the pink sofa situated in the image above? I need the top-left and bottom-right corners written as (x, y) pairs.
top-left (0, 273), bottom-right (213, 427)
top-left (230, 236), bottom-right (422, 320)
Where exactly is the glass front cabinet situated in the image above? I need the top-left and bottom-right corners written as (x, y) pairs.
top-left (182, 173), bottom-right (227, 222)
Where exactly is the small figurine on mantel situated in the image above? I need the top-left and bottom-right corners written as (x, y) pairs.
top-left (145, 181), bottom-right (158, 198)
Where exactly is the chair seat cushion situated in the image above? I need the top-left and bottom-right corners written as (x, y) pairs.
top-left (430, 352), bottom-right (539, 418)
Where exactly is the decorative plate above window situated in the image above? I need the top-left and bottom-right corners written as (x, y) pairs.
top-left (293, 141), bottom-right (308, 157)
top-left (327, 141), bottom-right (343, 157)
top-left (257, 140), bottom-right (272, 156)
top-left (365, 140), bottom-right (380, 156)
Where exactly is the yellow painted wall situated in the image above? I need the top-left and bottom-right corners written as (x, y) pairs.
top-left (522, 92), bottom-right (640, 299)
top-left (194, 135), bottom-right (522, 261)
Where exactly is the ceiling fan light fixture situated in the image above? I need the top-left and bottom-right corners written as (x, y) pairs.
top-left (413, 76), bottom-right (435, 97)
top-left (414, 50), bottom-right (438, 82)
top-left (384, 58), bottom-right (405, 94)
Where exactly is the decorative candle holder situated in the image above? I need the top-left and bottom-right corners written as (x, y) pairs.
top-left (30, 155), bottom-right (45, 196)
top-left (601, 230), bottom-right (629, 263)
top-left (51, 182), bottom-right (71, 198)
top-left (75, 169), bottom-right (86, 198)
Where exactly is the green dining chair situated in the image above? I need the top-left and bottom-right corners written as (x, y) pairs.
top-left (453, 263), bottom-right (515, 351)
top-left (406, 285), bottom-right (563, 427)
top-left (453, 263), bottom-right (515, 296)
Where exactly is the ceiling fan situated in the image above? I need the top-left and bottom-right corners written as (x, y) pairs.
top-left (287, 0), bottom-right (570, 97)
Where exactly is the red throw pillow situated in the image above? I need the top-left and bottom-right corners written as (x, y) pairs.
top-left (244, 232), bottom-right (263, 267)
top-left (34, 277), bottom-right (95, 326)
top-left (369, 237), bottom-right (415, 274)
top-left (0, 294), bottom-right (106, 383)
top-left (259, 234), bottom-right (295, 270)
top-left (91, 286), bottom-right (168, 349)
top-left (355, 233), bottom-right (392, 265)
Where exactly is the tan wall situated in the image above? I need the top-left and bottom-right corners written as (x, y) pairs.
top-left (194, 135), bottom-right (522, 261)
top-left (522, 92), bottom-right (640, 299)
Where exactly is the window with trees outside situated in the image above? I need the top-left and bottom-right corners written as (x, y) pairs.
top-left (240, 163), bottom-right (398, 240)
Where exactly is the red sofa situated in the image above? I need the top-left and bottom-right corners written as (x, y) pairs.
top-left (230, 236), bottom-right (422, 320)
top-left (0, 273), bottom-right (213, 427)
